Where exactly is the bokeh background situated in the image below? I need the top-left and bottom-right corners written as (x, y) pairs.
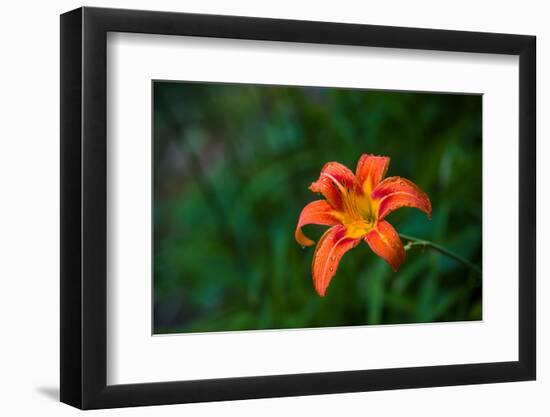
top-left (153, 81), bottom-right (482, 334)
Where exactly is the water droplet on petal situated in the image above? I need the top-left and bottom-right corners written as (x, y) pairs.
top-left (329, 267), bottom-right (334, 272)
top-left (331, 255), bottom-right (336, 261)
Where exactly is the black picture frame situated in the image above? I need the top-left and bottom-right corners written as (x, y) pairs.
top-left (60, 6), bottom-right (536, 410)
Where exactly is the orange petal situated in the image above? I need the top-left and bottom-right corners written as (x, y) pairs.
top-left (372, 176), bottom-right (432, 220)
top-left (295, 200), bottom-right (340, 247)
top-left (355, 154), bottom-right (390, 191)
top-left (309, 162), bottom-right (357, 210)
top-left (365, 220), bottom-right (405, 271)
top-left (312, 225), bottom-right (360, 296)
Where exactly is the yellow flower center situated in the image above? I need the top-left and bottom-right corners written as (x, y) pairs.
top-left (322, 172), bottom-right (380, 239)
top-left (345, 219), bottom-right (374, 238)
top-left (333, 184), bottom-right (379, 239)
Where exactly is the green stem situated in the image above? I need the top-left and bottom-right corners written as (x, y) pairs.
top-left (398, 233), bottom-right (482, 276)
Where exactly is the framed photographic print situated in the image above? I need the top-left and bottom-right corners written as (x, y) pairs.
top-left (60, 6), bottom-right (536, 409)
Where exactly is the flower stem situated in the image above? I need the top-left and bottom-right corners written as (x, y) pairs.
top-left (398, 233), bottom-right (482, 275)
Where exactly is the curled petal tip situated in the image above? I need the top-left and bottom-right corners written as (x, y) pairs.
top-left (295, 230), bottom-right (315, 247)
top-left (295, 200), bottom-right (339, 247)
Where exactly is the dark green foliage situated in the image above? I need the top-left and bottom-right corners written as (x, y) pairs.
top-left (153, 81), bottom-right (482, 334)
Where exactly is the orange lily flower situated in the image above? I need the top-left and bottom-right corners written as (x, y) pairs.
top-left (295, 154), bottom-right (432, 296)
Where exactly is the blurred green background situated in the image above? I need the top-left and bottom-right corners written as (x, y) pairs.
top-left (153, 81), bottom-right (482, 334)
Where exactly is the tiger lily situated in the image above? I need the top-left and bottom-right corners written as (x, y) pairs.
top-left (295, 154), bottom-right (432, 296)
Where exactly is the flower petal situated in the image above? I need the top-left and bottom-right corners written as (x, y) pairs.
top-left (309, 162), bottom-right (357, 210)
top-left (312, 225), bottom-right (360, 296)
top-left (356, 154), bottom-right (390, 192)
top-left (372, 176), bottom-right (432, 220)
top-left (295, 200), bottom-right (340, 247)
top-left (365, 220), bottom-right (405, 271)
